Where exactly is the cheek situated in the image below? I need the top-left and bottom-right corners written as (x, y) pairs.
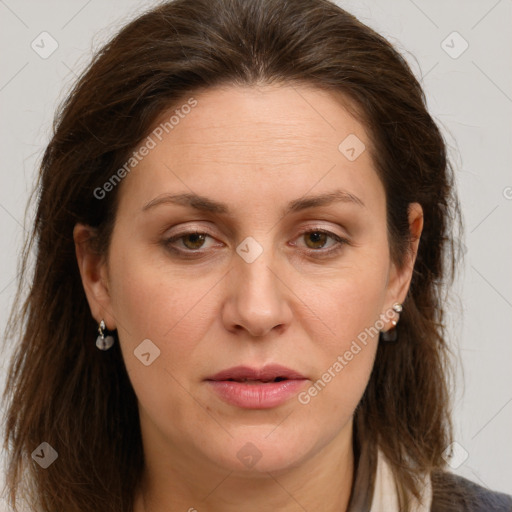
top-left (296, 259), bottom-right (389, 352)
top-left (107, 240), bottom-right (224, 382)
top-left (292, 258), bottom-right (388, 411)
top-left (295, 298), bottom-right (379, 439)
top-left (108, 257), bottom-right (217, 429)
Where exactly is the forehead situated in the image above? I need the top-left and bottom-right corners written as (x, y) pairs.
top-left (117, 84), bottom-right (384, 216)
top-left (152, 84), bottom-right (366, 157)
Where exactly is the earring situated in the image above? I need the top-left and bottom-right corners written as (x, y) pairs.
top-left (380, 302), bottom-right (402, 342)
top-left (96, 319), bottom-right (115, 350)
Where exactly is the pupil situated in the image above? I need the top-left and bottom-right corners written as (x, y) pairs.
top-left (184, 233), bottom-right (205, 249)
top-left (307, 232), bottom-right (326, 249)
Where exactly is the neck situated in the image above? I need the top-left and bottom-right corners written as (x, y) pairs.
top-left (135, 422), bottom-right (355, 512)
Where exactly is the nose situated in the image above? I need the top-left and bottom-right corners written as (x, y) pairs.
top-left (222, 251), bottom-right (293, 338)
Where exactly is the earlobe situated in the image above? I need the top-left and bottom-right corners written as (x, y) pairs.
top-left (73, 223), bottom-right (116, 330)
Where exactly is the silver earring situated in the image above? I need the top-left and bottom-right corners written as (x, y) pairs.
top-left (96, 320), bottom-right (115, 350)
top-left (380, 302), bottom-right (402, 342)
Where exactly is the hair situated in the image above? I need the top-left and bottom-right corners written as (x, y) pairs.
top-left (1, 0), bottom-right (464, 510)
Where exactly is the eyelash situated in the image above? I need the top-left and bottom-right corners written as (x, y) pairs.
top-left (163, 228), bottom-right (349, 259)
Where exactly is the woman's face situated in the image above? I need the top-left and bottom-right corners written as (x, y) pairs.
top-left (77, 84), bottom-right (421, 475)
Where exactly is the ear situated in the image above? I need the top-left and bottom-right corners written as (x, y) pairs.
top-left (383, 202), bottom-right (423, 325)
top-left (73, 223), bottom-right (117, 330)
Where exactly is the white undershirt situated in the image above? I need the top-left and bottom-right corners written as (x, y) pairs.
top-left (370, 449), bottom-right (432, 512)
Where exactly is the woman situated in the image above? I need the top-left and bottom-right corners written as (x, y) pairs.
top-left (2, 0), bottom-right (511, 510)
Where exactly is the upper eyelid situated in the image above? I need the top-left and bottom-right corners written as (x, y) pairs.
top-left (164, 220), bottom-right (348, 237)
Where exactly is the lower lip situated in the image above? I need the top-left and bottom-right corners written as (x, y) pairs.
top-left (206, 379), bottom-right (307, 409)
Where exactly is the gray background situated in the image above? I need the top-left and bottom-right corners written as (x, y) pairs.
top-left (1, 0), bottom-right (511, 506)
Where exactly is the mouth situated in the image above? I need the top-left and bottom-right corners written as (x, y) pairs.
top-left (205, 364), bottom-right (307, 383)
top-left (205, 365), bottom-right (308, 409)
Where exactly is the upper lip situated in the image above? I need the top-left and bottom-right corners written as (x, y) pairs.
top-left (206, 364), bottom-right (307, 382)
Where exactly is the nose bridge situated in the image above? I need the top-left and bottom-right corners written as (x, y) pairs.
top-left (239, 249), bottom-right (278, 300)
top-left (226, 236), bottom-right (291, 336)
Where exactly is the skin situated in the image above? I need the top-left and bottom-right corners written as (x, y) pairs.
top-left (74, 84), bottom-right (423, 512)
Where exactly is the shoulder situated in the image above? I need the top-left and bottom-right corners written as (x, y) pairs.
top-left (430, 470), bottom-right (512, 512)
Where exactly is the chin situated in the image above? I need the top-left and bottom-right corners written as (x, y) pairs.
top-left (204, 428), bottom-right (315, 475)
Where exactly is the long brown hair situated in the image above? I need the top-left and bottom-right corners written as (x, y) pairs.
top-left (1, 0), bottom-right (463, 510)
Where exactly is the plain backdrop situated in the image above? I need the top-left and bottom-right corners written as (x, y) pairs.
top-left (1, 0), bottom-right (511, 506)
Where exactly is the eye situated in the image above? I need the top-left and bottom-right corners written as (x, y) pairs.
top-left (164, 231), bottom-right (218, 253)
top-left (292, 228), bottom-right (349, 256)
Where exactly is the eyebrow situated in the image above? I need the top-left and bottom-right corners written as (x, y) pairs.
top-left (142, 189), bottom-right (365, 216)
